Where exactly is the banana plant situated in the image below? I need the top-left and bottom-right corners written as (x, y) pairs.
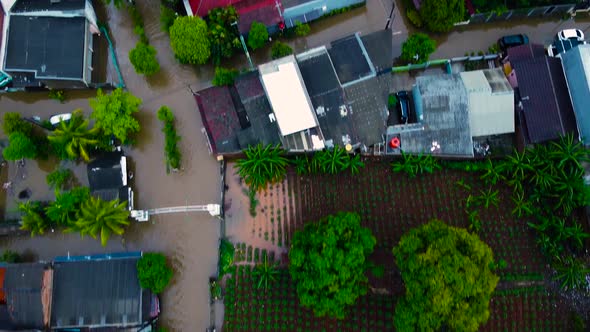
top-left (236, 144), bottom-right (289, 191)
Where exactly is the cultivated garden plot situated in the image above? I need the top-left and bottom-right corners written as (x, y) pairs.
top-left (224, 152), bottom-right (588, 330)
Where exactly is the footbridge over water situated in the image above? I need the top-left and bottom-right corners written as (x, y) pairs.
top-left (130, 204), bottom-right (220, 222)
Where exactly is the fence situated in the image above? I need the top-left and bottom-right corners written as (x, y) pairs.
top-left (391, 54), bottom-right (499, 73)
top-left (459, 3), bottom-right (578, 26)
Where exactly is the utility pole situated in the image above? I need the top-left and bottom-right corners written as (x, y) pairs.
top-left (385, 1), bottom-right (395, 30)
top-left (232, 21), bottom-right (255, 70)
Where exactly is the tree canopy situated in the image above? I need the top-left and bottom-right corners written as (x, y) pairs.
top-left (69, 196), bottom-right (130, 246)
top-left (271, 41), bottom-right (293, 59)
top-left (3, 132), bottom-right (37, 160)
top-left (207, 6), bottom-right (240, 64)
top-left (289, 212), bottom-right (376, 319)
top-left (137, 252), bottom-right (174, 294)
top-left (419, 0), bottom-right (465, 32)
top-left (129, 42), bottom-right (160, 75)
top-left (247, 21), bottom-right (268, 50)
top-left (2, 112), bottom-right (32, 136)
top-left (236, 144), bottom-right (289, 190)
top-left (393, 220), bottom-right (499, 332)
top-left (89, 88), bottom-right (141, 144)
top-left (47, 110), bottom-right (99, 162)
top-left (170, 16), bottom-right (211, 64)
top-left (400, 33), bottom-right (436, 64)
top-left (212, 67), bottom-right (239, 86)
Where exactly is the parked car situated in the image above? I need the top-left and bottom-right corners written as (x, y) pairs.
top-left (558, 28), bottom-right (584, 41)
top-left (396, 91), bottom-right (410, 124)
top-left (49, 113), bottom-right (72, 128)
top-left (498, 34), bottom-right (529, 52)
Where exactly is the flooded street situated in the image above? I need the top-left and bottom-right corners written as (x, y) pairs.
top-left (0, 0), bottom-right (588, 329)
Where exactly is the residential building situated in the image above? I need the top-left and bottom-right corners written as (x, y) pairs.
top-left (505, 44), bottom-right (578, 144)
top-left (87, 150), bottom-right (134, 210)
top-left (0, 252), bottom-right (158, 331)
top-left (281, 0), bottom-right (364, 28)
top-left (460, 68), bottom-right (514, 138)
top-left (196, 30), bottom-right (390, 155)
top-left (560, 43), bottom-right (590, 145)
top-left (0, 0), bottom-right (101, 90)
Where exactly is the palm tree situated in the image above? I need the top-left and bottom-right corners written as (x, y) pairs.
top-left (555, 257), bottom-right (590, 291)
top-left (506, 149), bottom-right (533, 182)
top-left (291, 155), bottom-right (310, 175)
top-left (511, 191), bottom-right (534, 218)
top-left (252, 254), bottom-right (279, 290)
top-left (563, 222), bottom-right (590, 249)
top-left (478, 188), bottom-right (499, 209)
top-left (47, 110), bottom-right (99, 162)
top-left (549, 134), bottom-right (589, 171)
top-left (236, 144), bottom-right (289, 191)
top-left (480, 159), bottom-right (505, 186)
top-left (69, 196), bottom-right (130, 246)
top-left (18, 201), bottom-right (49, 236)
top-left (346, 154), bottom-right (365, 175)
top-left (318, 147), bottom-right (348, 174)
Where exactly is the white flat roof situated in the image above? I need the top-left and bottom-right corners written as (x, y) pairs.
top-left (259, 55), bottom-right (317, 136)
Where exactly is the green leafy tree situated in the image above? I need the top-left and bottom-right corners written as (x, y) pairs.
top-left (137, 253), bottom-right (174, 294)
top-left (69, 196), bottom-right (130, 246)
top-left (2, 112), bottom-right (32, 136)
top-left (401, 33), bottom-right (436, 64)
top-left (271, 41), bottom-right (293, 59)
top-left (289, 212), bottom-right (376, 319)
top-left (129, 42), bottom-right (160, 76)
top-left (393, 220), bottom-right (499, 332)
top-left (236, 144), bottom-right (289, 191)
top-left (3, 132), bottom-right (37, 160)
top-left (252, 254), bottom-right (279, 290)
top-left (247, 21), bottom-right (268, 50)
top-left (294, 21), bottom-right (311, 37)
top-left (170, 16), bottom-right (211, 64)
top-left (19, 201), bottom-right (50, 236)
top-left (419, 0), bottom-right (465, 32)
top-left (207, 6), bottom-right (240, 63)
top-left (212, 67), bottom-right (239, 86)
top-left (90, 88), bottom-right (141, 144)
top-left (45, 187), bottom-right (90, 226)
top-left (47, 110), bottom-right (99, 162)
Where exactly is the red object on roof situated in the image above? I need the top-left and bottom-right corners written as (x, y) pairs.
top-left (189, 0), bottom-right (282, 32)
top-left (389, 137), bottom-right (400, 149)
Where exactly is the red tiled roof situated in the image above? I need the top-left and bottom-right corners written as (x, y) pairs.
top-left (194, 86), bottom-right (241, 154)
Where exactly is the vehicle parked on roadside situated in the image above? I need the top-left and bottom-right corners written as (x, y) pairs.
top-left (498, 34), bottom-right (529, 52)
top-left (557, 28), bottom-right (584, 41)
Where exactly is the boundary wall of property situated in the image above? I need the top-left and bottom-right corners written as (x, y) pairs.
top-left (457, 3), bottom-right (589, 26)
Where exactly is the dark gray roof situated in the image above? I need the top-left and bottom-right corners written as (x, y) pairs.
top-left (561, 44), bottom-right (590, 145)
top-left (329, 34), bottom-right (373, 84)
top-left (360, 30), bottom-right (393, 73)
top-left (392, 74), bottom-right (473, 156)
top-left (11, 0), bottom-right (86, 12)
top-left (4, 16), bottom-right (85, 79)
top-left (513, 56), bottom-right (577, 143)
top-left (195, 87), bottom-right (242, 154)
top-left (51, 257), bottom-right (143, 328)
top-left (87, 151), bottom-right (125, 191)
top-left (281, 0), bottom-right (313, 9)
top-left (0, 263), bottom-right (46, 330)
top-left (343, 75), bottom-right (389, 146)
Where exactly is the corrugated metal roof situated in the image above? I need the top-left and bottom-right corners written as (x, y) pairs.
top-left (561, 44), bottom-right (590, 145)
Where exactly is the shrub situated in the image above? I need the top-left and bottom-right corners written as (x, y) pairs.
top-left (3, 132), bottom-right (37, 160)
top-left (160, 5), bottom-right (177, 33)
top-left (137, 253), bottom-right (174, 294)
top-left (129, 42), bottom-right (160, 75)
top-left (294, 21), bottom-right (311, 37)
top-left (45, 187), bottom-right (90, 226)
top-left (247, 21), bottom-right (269, 50)
top-left (170, 16), bottom-right (211, 64)
top-left (271, 41), bottom-right (293, 59)
top-left (219, 238), bottom-right (235, 276)
top-left (401, 33), bottom-right (436, 64)
top-left (406, 8), bottom-right (423, 27)
top-left (212, 67), bottom-right (239, 86)
top-left (388, 94), bottom-right (397, 109)
top-left (46, 168), bottom-right (73, 190)
top-left (90, 88), bottom-right (141, 144)
top-left (157, 106), bottom-right (181, 171)
top-left (48, 90), bottom-right (66, 103)
top-left (2, 112), bottom-right (33, 136)
top-left (0, 250), bottom-right (21, 263)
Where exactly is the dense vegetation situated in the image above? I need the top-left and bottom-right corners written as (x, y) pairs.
top-left (47, 110), bottom-right (99, 162)
top-left (90, 88), bottom-right (141, 144)
top-left (289, 212), bottom-right (376, 319)
top-left (67, 196), bottom-right (130, 246)
top-left (157, 106), bottom-right (181, 171)
top-left (247, 21), bottom-right (268, 50)
top-left (170, 16), bottom-right (211, 64)
top-left (236, 144), bottom-right (289, 191)
top-left (393, 220), bottom-right (499, 331)
top-left (400, 33), bottom-right (436, 64)
top-left (137, 253), bottom-right (174, 294)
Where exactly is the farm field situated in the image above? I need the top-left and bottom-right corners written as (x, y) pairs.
top-left (222, 160), bottom-right (583, 331)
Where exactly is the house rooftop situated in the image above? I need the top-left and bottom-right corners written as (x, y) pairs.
top-left (87, 151), bottom-right (127, 192)
top-left (561, 44), bottom-right (590, 145)
top-left (4, 15), bottom-right (86, 79)
top-left (10, 0), bottom-right (86, 12)
top-left (506, 43), bottom-right (546, 62)
top-left (391, 74), bottom-right (473, 156)
top-left (259, 55), bottom-right (318, 136)
top-left (50, 255), bottom-right (145, 329)
top-left (0, 263), bottom-right (47, 330)
top-left (513, 56), bottom-right (578, 143)
top-left (195, 86), bottom-right (242, 154)
top-left (328, 34), bottom-right (374, 84)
